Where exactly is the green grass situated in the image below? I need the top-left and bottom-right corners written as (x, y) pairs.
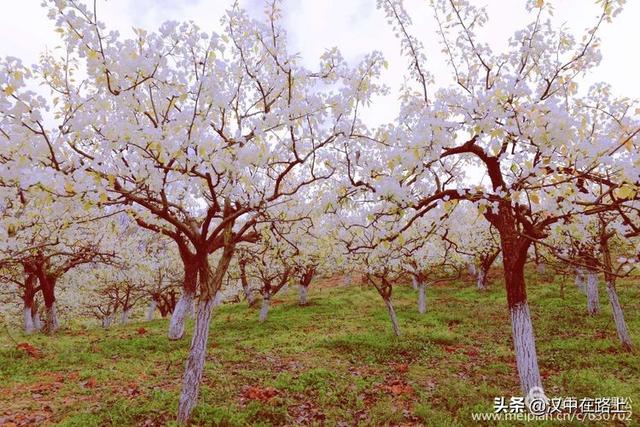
top-left (1, 271), bottom-right (639, 426)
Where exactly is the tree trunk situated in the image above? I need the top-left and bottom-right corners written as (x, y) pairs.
top-left (39, 275), bottom-right (58, 335)
top-left (343, 274), bottom-right (352, 287)
top-left (476, 270), bottom-right (487, 291)
top-left (176, 297), bottom-right (216, 423)
top-left (605, 281), bottom-right (632, 351)
top-left (535, 263), bottom-right (546, 274)
top-left (384, 297), bottom-right (401, 336)
top-left (411, 276), bottom-right (418, 290)
top-left (468, 263), bottom-right (477, 276)
top-left (586, 270), bottom-right (599, 316)
top-left (120, 308), bottom-right (133, 325)
top-left (23, 305), bottom-right (35, 335)
top-left (298, 285), bottom-right (308, 306)
top-left (242, 283), bottom-right (255, 307)
top-left (575, 268), bottom-right (586, 294)
top-left (510, 301), bottom-right (543, 394)
top-left (33, 309), bottom-right (42, 331)
top-left (176, 235), bottom-right (234, 424)
top-left (102, 315), bottom-right (114, 329)
top-left (212, 292), bottom-right (223, 308)
top-left (22, 273), bottom-right (37, 334)
top-left (259, 297), bottom-right (270, 322)
top-left (146, 300), bottom-right (157, 321)
top-left (169, 289), bottom-right (195, 340)
top-left (494, 208), bottom-right (544, 397)
top-left (44, 302), bottom-right (59, 334)
top-left (417, 282), bottom-right (426, 314)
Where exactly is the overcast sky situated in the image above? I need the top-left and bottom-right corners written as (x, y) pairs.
top-left (1, 0), bottom-right (639, 125)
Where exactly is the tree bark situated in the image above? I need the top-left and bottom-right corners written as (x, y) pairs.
top-left (146, 300), bottom-right (157, 321)
top-left (586, 270), bottom-right (599, 316)
top-left (176, 240), bottom-right (235, 424)
top-left (102, 314), bottom-right (114, 329)
top-left (39, 275), bottom-right (58, 335)
top-left (343, 273), bottom-right (352, 287)
top-left (411, 276), bottom-right (418, 290)
top-left (259, 297), bottom-right (270, 322)
top-left (599, 229), bottom-right (632, 351)
top-left (605, 281), bottom-right (632, 351)
top-left (33, 308), bottom-right (42, 331)
top-left (476, 270), bottom-right (487, 291)
top-left (492, 207), bottom-right (544, 397)
top-left (169, 289), bottom-right (195, 340)
top-left (468, 263), bottom-right (477, 276)
top-left (384, 297), bottom-right (401, 336)
top-left (298, 285), bottom-right (308, 306)
top-left (239, 259), bottom-right (256, 307)
top-left (212, 292), bottom-right (223, 308)
top-left (120, 308), bottom-right (133, 324)
top-left (169, 255), bottom-right (198, 340)
top-left (44, 302), bottom-right (59, 334)
top-left (575, 268), bottom-right (587, 294)
top-left (22, 273), bottom-right (38, 334)
top-left (23, 305), bottom-right (35, 335)
top-left (417, 282), bottom-right (426, 314)
top-left (510, 301), bottom-right (543, 394)
top-left (243, 284), bottom-right (255, 306)
top-left (176, 297), bottom-right (215, 423)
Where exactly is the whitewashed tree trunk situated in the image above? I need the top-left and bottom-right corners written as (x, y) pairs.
top-left (259, 297), bottom-right (270, 323)
top-left (417, 282), bottom-right (426, 314)
top-left (176, 297), bottom-right (215, 423)
top-left (212, 292), bottom-right (223, 307)
top-left (298, 285), bottom-right (308, 305)
top-left (146, 300), bottom-right (157, 321)
top-left (468, 263), bottom-right (477, 276)
top-left (23, 306), bottom-right (35, 335)
top-left (476, 270), bottom-right (487, 291)
top-left (605, 281), bottom-right (632, 351)
top-left (44, 302), bottom-right (59, 334)
top-left (242, 283), bottom-right (255, 306)
top-left (536, 263), bottom-right (546, 274)
top-left (411, 276), bottom-right (418, 290)
top-left (120, 308), bottom-right (133, 325)
top-left (343, 274), bottom-right (352, 287)
top-left (575, 268), bottom-right (587, 294)
top-left (33, 311), bottom-right (42, 331)
top-left (586, 270), bottom-right (599, 315)
top-left (169, 290), bottom-right (194, 340)
top-left (384, 297), bottom-right (401, 336)
top-left (102, 315), bottom-right (114, 329)
top-left (510, 302), bottom-right (543, 395)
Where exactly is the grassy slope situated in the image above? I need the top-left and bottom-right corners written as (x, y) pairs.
top-left (1, 270), bottom-right (638, 426)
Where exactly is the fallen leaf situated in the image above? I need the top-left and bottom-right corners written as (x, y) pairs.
top-left (16, 342), bottom-right (42, 358)
top-left (242, 386), bottom-right (279, 402)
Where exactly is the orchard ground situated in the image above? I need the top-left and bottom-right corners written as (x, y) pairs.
top-left (1, 270), bottom-right (638, 426)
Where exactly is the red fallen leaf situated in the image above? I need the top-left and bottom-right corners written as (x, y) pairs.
top-left (381, 379), bottom-right (414, 396)
top-left (137, 327), bottom-right (147, 335)
top-left (83, 377), bottom-right (97, 389)
top-left (393, 363), bottom-right (409, 373)
top-left (242, 386), bottom-right (279, 402)
top-left (124, 382), bottom-right (141, 397)
top-left (16, 342), bottom-right (42, 358)
top-left (464, 348), bottom-right (480, 357)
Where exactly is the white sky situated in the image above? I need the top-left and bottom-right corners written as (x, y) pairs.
top-left (1, 0), bottom-right (639, 126)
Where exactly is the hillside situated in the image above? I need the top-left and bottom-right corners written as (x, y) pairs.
top-left (1, 273), bottom-right (639, 426)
